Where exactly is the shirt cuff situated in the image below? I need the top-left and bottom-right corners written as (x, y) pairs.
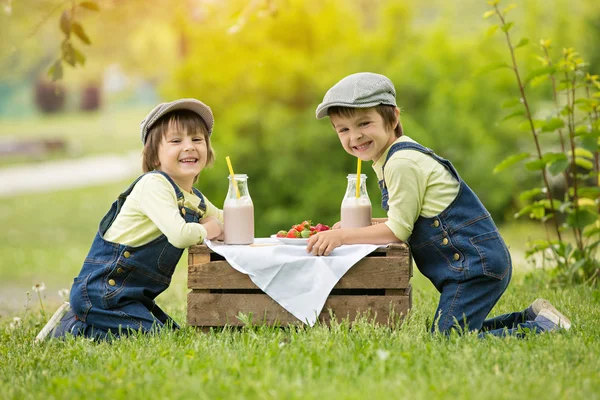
top-left (385, 220), bottom-right (410, 242)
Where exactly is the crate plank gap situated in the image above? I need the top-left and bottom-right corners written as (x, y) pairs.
top-left (187, 243), bottom-right (412, 329)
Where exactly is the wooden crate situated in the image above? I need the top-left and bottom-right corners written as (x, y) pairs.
top-left (187, 243), bottom-right (412, 328)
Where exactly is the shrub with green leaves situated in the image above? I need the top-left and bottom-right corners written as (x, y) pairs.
top-left (485, 0), bottom-right (600, 284)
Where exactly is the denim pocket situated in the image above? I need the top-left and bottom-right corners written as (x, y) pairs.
top-left (71, 273), bottom-right (93, 322)
top-left (157, 245), bottom-right (183, 275)
top-left (470, 230), bottom-right (511, 280)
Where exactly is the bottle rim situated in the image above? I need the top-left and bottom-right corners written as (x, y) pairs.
top-left (346, 173), bottom-right (368, 179)
top-left (228, 174), bottom-right (248, 179)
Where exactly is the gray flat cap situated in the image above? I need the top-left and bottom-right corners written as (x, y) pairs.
top-left (315, 72), bottom-right (397, 119)
top-left (140, 98), bottom-right (214, 144)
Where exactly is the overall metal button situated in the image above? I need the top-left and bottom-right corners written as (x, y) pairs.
top-left (181, 208), bottom-right (186, 215)
top-left (116, 267), bottom-right (124, 274)
top-left (453, 253), bottom-right (460, 261)
top-left (433, 220), bottom-right (440, 228)
top-left (123, 251), bottom-right (131, 258)
top-left (442, 238), bottom-right (449, 245)
top-left (108, 279), bottom-right (116, 286)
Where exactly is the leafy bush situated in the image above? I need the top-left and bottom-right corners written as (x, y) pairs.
top-left (485, 0), bottom-right (600, 284)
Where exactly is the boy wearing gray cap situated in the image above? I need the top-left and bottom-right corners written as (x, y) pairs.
top-left (308, 72), bottom-right (571, 337)
top-left (36, 98), bottom-right (224, 342)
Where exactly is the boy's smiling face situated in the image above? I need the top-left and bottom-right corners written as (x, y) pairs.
top-left (157, 126), bottom-right (207, 191)
top-left (330, 107), bottom-right (398, 163)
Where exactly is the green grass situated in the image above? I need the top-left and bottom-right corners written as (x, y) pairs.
top-left (1, 182), bottom-right (599, 399)
top-left (0, 109), bottom-right (145, 167)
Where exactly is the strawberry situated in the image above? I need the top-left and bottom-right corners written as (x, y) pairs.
top-left (276, 230), bottom-right (287, 238)
top-left (293, 224), bottom-right (304, 232)
top-left (315, 223), bottom-right (330, 232)
top-left (287, 229), bottom-right (301, 238)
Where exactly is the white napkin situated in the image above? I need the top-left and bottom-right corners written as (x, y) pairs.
top-left (204, 238), bottom-right (380, 326)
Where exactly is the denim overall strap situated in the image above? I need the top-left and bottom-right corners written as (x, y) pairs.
top-left (379, 142), bottom-right (461, 212)
top-left (98, 170), bottom-right (185, 235)
top-left (191, 187), bottom-right (207, 215)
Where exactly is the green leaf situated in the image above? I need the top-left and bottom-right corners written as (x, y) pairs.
top-left (71, 22), bottom-right (91, 45)
top-left (530, 75), bottom-right (549, 88)
top-left (485, 25), bottom-right (499, 37)
top-left (47, 60), bottom-right (63, 81)
top-left (566, 208), bottom-right (598, 229)
top-left (519, 188), bottom-right (543, 202)
top-left (476, 62), bottom-right (511, 76)
top-left (577, 187), bottom-right (600, 198)
top-left (61, 41), bottom-right (76, 67)
top-left (547, 158), bottom-right (569, 176)
top-left (524, 66), bottom-right (556, 85)
top-left (59, 10), bottom-right (71, 36)
top-left (575, 157), bottom-right (594, 170)
top-left (525, 159), bottom-right (546, 171)
top-left (518, 120), bottom-right (543, 132)
top-left (501, 98), bottom-right (522, 108)
top-left (537, 198), bottom-right (562, 210)
top-left (541, 118), bottom-right (565, 132)
top-left (570, 147), bottom-right (595, 159)
top-left (503, 4), bottom-right (517, 15)
top-left (483, 10), bottom-right (495, 19)
top-left (73, 48), bottom-right (86, 66)
top-left (580, 135), bottom-right (599, 153)
top-left (493, 152), bottom-right (530, 174)
top-left (501, 22), bottom-right (514, 32)
top-left (499, 110), bottom-right (524, 123)
top-left (514, 38), bottom-right (529, 49)
top-left (79, 1), bottom-right (100, 11)
top-left (515, 204), bottom-right (533, 219)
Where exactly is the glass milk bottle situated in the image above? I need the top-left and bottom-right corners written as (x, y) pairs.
top-left (341, 174), bottom-right (372, 228)
top-left (223, 174), bottom-right (254, 244)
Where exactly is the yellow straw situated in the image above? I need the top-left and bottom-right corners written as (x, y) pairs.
top-left (355, 158), bottom-right (362, 198)
top-left (225, 156), bottom-right (241, 198)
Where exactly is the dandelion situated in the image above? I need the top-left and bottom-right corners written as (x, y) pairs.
top-left (9, 316), bottom-right (21, 330)
top-left (376, 349), bottom-right (390, 361)
top-left (32, 282), bottom-right (46, 318)
top-left (58, 288), bottom-right (70, 301)
top-left (32, 282), bottom-right (46, 292)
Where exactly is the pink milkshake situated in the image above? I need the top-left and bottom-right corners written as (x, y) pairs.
top-left (340, 173), bottom-right (372, 228)
top-left (223, 174), bottom-right (254, 245)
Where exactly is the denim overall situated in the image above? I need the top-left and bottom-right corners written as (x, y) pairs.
top-left (379, 142), bottom-right (525, 336)
top-left (56, 170), bottom-right (206, 340)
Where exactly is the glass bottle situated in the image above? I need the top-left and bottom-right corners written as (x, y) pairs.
top-left (223, 174), bottom-right (254, 244)
top-left (340, 173), bottom-right (372, 228)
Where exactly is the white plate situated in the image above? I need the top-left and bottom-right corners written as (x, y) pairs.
top-left (270, 234), bottom-right (309, 245)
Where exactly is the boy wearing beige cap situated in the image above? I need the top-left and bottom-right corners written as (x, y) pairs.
top-left (36, 98), bottom-right (224, 342)
top-left (308, 72), bottom-right (571, 337)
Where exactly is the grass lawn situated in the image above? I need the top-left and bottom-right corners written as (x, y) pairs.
top-left (1, 182), bottom-right (599, 399)
top-left (0, 109), bottom-right (145, 167)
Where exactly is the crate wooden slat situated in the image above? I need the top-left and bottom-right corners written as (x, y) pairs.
top-left (187, 243), bottom-right (412, 328)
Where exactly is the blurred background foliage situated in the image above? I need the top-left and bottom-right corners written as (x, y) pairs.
top-left (1, 0), bottom-right (600, 236)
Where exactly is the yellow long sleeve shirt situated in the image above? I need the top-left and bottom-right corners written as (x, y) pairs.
top-left (372, 136), bottom-right (460, 242)
top-left (103, 174), bottom-right (223, 249)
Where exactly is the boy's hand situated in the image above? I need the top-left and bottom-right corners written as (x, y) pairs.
top-left (306, 230), bottom-right (344, 256)
top-left (200, 216), bottom-right (224, 240)
top-left (331, 221), bottom-right (341, 230)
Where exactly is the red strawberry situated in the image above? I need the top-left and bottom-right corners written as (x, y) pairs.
top-left (287, 229), bottom-right (301, 238)
top-left (293, 224), bottom-right (304, 232)
top-left (276, 230), bottom-right (287, 238)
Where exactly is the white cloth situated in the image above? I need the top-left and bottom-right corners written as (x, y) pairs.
top-left (204, 238), bottom-right (380, 326)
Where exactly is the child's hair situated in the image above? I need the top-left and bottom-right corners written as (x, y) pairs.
top-left (327, 104), bottom-right (403, 138)
top-left (142, 110), bottom-right (215, 176)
